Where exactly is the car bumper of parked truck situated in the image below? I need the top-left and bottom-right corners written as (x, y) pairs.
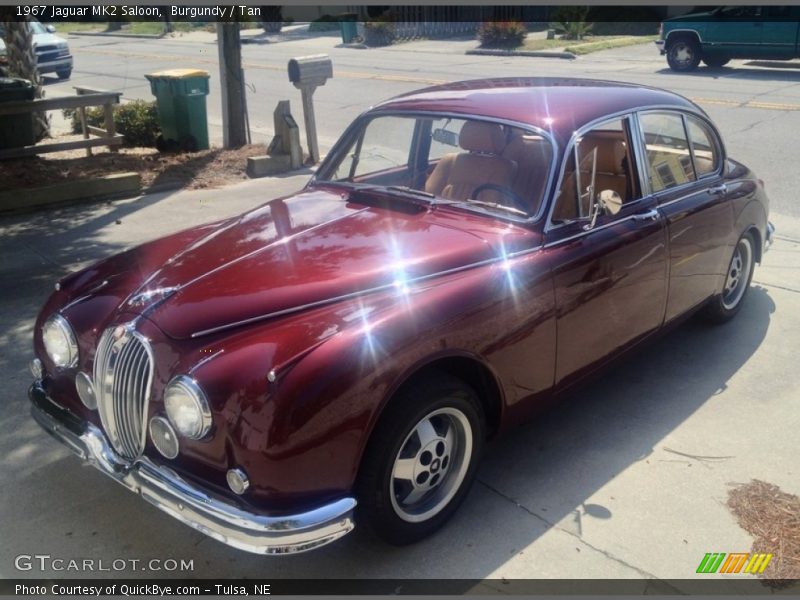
top-left (655, 39), bottom-right (666, 55)
top-left (29, 382), bottom-right (356, 555)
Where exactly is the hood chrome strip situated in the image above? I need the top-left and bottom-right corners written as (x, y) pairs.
top-left (189, 243), bottom-right (543, 338)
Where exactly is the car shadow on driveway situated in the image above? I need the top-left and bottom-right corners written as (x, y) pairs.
top-left (0, 283), bottom-right (775, 581)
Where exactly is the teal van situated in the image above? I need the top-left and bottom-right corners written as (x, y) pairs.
top-left (657, 6), bottom-right (800, 71)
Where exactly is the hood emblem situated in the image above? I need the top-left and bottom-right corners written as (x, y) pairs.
top-left (128, 286), bottom-right (180, 307)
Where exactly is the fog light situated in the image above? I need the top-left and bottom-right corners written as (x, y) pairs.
top-left (226, 468), bottom-right (249, 495)
top-left (29, 358), bottom-right (43, 379)
top-left (149, 416), bottom-right (179, 459)
top-left (75, 372), bottom-right (97, 410)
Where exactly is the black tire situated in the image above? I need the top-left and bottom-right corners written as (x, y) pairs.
top-left (666, 37), bottom-right (701, 72)
top-left (56, 68), bottom-right (72, 80)
top-left (704, 231), bottom-right (756, 323)
top-left (702, 56), bottom-right (730, 68)
top-left (356, 372), bottom-right (485, 545)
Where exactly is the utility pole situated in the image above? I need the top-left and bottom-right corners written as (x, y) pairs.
top-left (216, 22), bottom-right (247, 148)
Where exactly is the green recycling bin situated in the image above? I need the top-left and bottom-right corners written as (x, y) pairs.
top-left (145, 69), bottom-right (210, 152)
top-left (339, 13), bottom-right (358, 43)
top-left (0, 77), bottom-right (35, 149)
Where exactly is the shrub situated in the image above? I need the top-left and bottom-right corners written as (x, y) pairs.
top-left (550, 6), bottom-right (593, 40)
top-left (477, 21), bottom-right (527, 49)
top-left (64, 100), bottom-right (160, 148)
top-left (363, 18), bottom-right (395, 46)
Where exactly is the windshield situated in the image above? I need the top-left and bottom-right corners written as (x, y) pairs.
top-left (315, 114), bottom-right (554, 218)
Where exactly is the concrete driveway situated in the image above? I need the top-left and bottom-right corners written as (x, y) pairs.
top-left (1, 173), bottom-right (797, 587)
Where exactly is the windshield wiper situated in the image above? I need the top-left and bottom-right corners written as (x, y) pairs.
top-left (456, 198), bottom-right (528, 217)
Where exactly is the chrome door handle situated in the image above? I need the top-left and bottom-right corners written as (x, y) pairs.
top-left (632, 208), bottom-right (659, 222)
top-left (708, 184), bottom-right (728, 196)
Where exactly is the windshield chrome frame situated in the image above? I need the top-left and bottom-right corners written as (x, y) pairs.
top-left (310, 110), bottom-right (559, 226)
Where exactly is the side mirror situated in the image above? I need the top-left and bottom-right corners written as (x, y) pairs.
top-left (598, 189), bottom-right (623, 216)
top-left (46, 24), bottom-right (56, 33)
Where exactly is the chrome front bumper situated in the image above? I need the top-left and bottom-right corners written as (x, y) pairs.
top-left (655, 39), bottom-right (665, 55)
top-left (29, 383), bottom-right (356, 555)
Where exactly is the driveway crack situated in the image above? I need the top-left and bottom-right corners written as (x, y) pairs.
top-left (476, 478), bottom-right (683, 589)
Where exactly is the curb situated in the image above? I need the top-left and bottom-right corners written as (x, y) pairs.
top-left (68, 31), bottom-right (163, 39)
top-left (0, 173), bottom-right (142, 214)
top-left (466, 49), bottom-right (576, 59)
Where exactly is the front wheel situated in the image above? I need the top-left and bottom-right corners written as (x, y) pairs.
top-left (666, 38), bottom-right (701, 72)
top-left (356, 373), bottom-right (484, 545)
top-left (704, 231), bottom-right (756, 323)
top-left (56, 68), bottom-right (72, 80)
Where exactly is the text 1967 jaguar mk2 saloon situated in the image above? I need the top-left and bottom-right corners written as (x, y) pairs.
top-left (30, 78), bottom-right (773, 554)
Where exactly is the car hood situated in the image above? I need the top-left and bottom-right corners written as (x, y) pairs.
top-left (132, 186), bottom-right (534, 339)
top-left (32, 33), bottom-right (68, 47)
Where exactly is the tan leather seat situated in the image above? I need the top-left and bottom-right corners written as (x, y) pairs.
top-left (552, 132), bottom-right (629, 222)
top-left (425, 121), bottom-right (517, 205)
top-left (502, 134), bottom-right (552, 213)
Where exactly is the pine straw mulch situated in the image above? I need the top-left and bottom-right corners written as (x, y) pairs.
top-left (727, 479), bottom-right (800, 584)
top-left (0, 143), bottom-right (268, 193)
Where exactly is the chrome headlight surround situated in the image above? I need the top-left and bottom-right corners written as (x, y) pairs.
top-left (164, 375), bottom-right (212, 440)
top-left (41, 314), bottom-right (79, 368)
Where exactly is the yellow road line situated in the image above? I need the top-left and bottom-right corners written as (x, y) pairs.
top-left (74, 48), bottom-right (800, 108)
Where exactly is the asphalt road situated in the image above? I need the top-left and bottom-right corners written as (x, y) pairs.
top-left (46, 29), bottom-right (800, 217)
top-left (1, 31), bottom-right (799, 587)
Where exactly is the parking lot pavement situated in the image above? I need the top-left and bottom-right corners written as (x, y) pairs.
top-left (0, 175), bottom-right (797, 583)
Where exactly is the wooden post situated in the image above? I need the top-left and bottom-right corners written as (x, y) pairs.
top-left (103, 102), bottom-right (117, 153)
top-left (78, 106), bottom-right (91, 157)
top-left (216, 22), bottom-right (247, 149)
top-left (299, 85), bottom-right (319, 164)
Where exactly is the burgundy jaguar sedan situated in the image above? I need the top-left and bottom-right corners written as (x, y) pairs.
top-left (29, 78), bottom-right (773, 554)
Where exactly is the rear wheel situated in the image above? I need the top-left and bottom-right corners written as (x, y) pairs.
top-left (356, 373), bottom-right (484, 545)
top-left (667, 37), bottom-right (701, 72)
top-left (704, 231), bottom-right (756, 323)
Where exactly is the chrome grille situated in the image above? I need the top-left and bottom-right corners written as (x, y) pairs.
top-left (93, 325), bottom-right (153, 460)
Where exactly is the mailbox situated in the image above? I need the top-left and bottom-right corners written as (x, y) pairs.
top-left (287, 55), bottom-right (333, 87)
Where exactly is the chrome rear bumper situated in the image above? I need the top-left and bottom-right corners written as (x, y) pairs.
top-left (29, 383), bottom-right (356, 555)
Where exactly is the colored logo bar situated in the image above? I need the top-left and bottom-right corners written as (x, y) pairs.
top-left (696, 552), bottom-right (773, 574)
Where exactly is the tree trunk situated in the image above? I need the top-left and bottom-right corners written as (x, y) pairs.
top-left (0, 15), bottom-right (49, 140)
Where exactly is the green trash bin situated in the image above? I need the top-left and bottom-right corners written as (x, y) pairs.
top-left (145, 69), bottom-right (210, 152)
top-left (339, 13), bottom-right (358, 44)
top-left (0, 77), bottom-right (35, 149)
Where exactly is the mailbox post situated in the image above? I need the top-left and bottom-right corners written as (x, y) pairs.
top-left (287, 54), bottom-right (332, 164)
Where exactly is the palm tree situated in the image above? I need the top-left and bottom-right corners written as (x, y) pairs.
top-left (1, 11), bottom-right (49, 140)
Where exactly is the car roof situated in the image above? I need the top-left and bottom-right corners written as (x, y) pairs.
top-left (371, 78), bottom-right (701, 144)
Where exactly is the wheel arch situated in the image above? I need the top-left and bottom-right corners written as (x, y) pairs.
top-left (665, 29), bottom-right (702, 48)
top-left (355, 351), bottom-right (505, 478)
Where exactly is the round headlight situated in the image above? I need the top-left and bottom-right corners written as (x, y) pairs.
top-left (164, 376), bottom-right (211, 440)
top-left (42, 314), bottom-right (78, 368)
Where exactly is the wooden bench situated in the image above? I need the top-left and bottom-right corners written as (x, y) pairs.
top-left (0, 89), bottom-right (124, 160)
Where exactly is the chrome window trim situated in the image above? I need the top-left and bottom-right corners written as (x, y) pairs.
top-left (542, 213), bottom-right (649, 250)
top-left (682, 113), bottom-right (724, 183)
top-left (636, 109), bottom-right (726, 203)
top-left (544, 108), bottom-right (647, 234)
top-left (312, 109), bottom-right (559, 226)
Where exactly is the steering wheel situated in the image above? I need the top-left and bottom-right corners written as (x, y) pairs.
top-left (471, 183), bottom-right (528, 212)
